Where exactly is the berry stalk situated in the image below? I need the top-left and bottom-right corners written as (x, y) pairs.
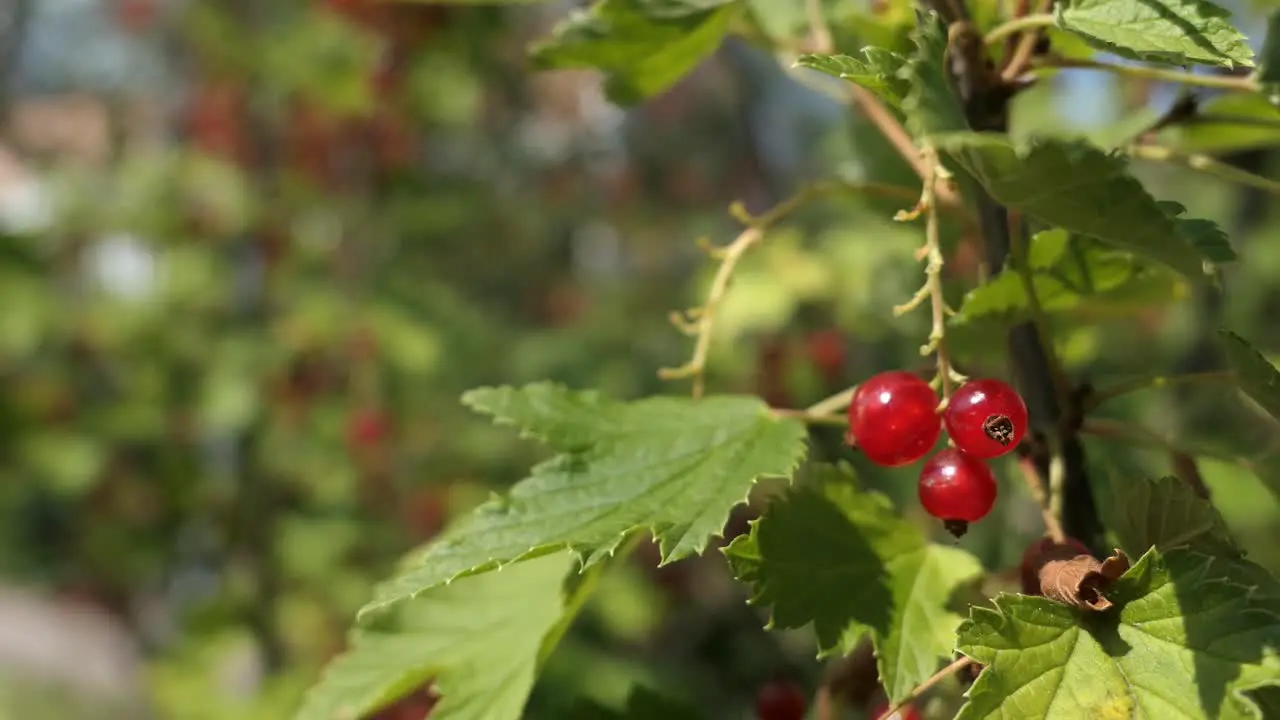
top-left (893, 149), bottom-right (964, 403)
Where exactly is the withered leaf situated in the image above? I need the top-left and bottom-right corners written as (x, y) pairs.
top-left (1038, 548), bottom-right (1131, 612)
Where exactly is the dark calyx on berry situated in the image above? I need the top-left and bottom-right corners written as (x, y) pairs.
top-left (982, 414), bottom-right (1015, 446)
top-left (943, 519), bottom-right (970, 538)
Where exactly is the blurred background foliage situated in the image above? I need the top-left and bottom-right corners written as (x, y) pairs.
top-left (1, 0), bottom-right (1279, 719)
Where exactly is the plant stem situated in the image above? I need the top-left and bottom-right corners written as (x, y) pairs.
top-left (883, 656), bottom-right (975, 719)
top-left (771, 408), bottom-right (850, 426)
top-left (1083, 370), bottom-right (1236, 411)
top-left (948, 6), bottom-right (1106, 552)
top-left (807, 386), bottom-right (858, 416)
top-left (1031, 57), bottom-right (1259, 92)
top-left (1128, 144), bottom-right (1280, 195)
top-left (660, 180), bottom-right (969, 397)
top-left (984, 13), bottom-right (1054, 46)
top-left (1009, 212), bottom-right (1071, 408)
top-left (1015, 454), bottom-right (1066, 542)
top-left (924, 164), bottom-right (957, 401)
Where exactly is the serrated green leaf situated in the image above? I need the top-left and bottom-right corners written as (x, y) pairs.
top-left (796, 49), bottom-right (911, 107)
top-left (295, 551), bottom-right (574, 720)
top-left (935, 133), bottom-right (1221, 281)
top-left (957, 548), bottom-right (1280, 720)
top-left (1106, 475), bottom-right (1238, 556)
top-left (529, 0), bottom-right (741, 104)
top-left (1220, 330), bottom-right (1280, 424)
top-left (1161, 201), bottom-right (1237, 263)
top-left (902, 11), bottom-right (968, 137)
top-left (359, 383), bottom-right (807, 621)
top-left (724, 467), bottom-right (982, 703)
top-left (1056, 0), bottom-right (1253, 68)
top-left (1162, 94), bottom-right (1280, 154)
top-left (1257, 10), bottom-right (1280, 106)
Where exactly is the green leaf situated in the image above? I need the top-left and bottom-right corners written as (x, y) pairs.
top-left (295, 551), bottom-right (575, 720)
top-left (1161, 201), bottom-right (1237, 263)
top-left (359, 383), bottom-right (807, 620)
top-left (957, 548), bottom-right (1280, 720)
top-left (1220, 330), bottom-right (1280, 424)
top-left (935, 133), bottom-right (1221, 281)
top-left (1106, 475), bottom-right (1237, 556)
top-left (529, 0), bottom-right (742, 104)
top-left (1055, 0), bottom-right (1254, 68)
top-left (952, 231), bottom-right (1141, 323)
top-left (724, 467), bottom-right (982, 703)
top-left (795, 49), bottom-right (911, 107)
top-left (1162, 94), bottom-right (1280, 154)
top-left (1257, 10), bottom-right (1280, 106)
top-left (902, 11), bottom-right (968, 137)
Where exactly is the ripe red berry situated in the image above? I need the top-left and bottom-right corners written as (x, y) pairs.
top-left (1019, 536), bottom-right (1092, 595)
top-left (346, 410), bottom-right (390, 449)
top-left (871, 703), bottom-right (922, 720)
top-left (944, 379), bottom-right (1029, 459)
top-left (918, 448), bottom-right (998, 537)
top-left (754, 679), bottom-right (807, 720)
top-left (847, 371), bottom-right (942, 467)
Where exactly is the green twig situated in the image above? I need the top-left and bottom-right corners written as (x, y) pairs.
top-left (1128, 144), bottom-right (1280, 195)
top-left (984, 13), bottom-right (1054, 47)
top-left (1030, 57), bottom-right (1259, 92)
top-left (1083, 371), bottom-right (1236, 412)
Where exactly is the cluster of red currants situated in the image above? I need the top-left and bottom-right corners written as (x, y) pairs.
top-left (847, 372), bottom-right (1028, 537)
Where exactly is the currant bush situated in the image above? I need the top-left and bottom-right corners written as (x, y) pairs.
top-left (847, 371), bottom-right (942, 467)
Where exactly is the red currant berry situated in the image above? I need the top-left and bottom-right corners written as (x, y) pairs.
top-left (944, 379), bottom-right (1029, 459)
top-left (847, 371), bottom-right (942, 467)
top-left (871, 703), bottom-right (922, 720)
top-left (754, 680), bottom-right (807, 720)
top-left (1019, 536), bottom-right (1092, 595)
top-left (918, 448), bottom-right (998, 537)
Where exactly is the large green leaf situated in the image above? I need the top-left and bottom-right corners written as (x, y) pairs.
top-left (795, 49), bottom-right (911, 107)
top-left (295, 552), bottom-right (575, 720)
top-left (1056, 0), bottom-right (1253, 68)
top-left (902, 11), bottom-right (968, 137)
top-left (1220, 330), bottom-right (1280, 424)
top-left (935, 133), bottom-right (1223, 281)
top-left (724, 467), bottom-right (982, 703)
top-left (359, 383), bottom-right (807, 620)
top-left (529, 0), bottom-right (742, 104)
top-left (1105, 475), bottom-right (1237, 556)
top-left (957, 548), bottom-right (1280, 719)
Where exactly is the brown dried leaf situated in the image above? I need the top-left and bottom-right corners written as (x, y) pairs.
top-left (1038, 548), bottom-right (1131, 612)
